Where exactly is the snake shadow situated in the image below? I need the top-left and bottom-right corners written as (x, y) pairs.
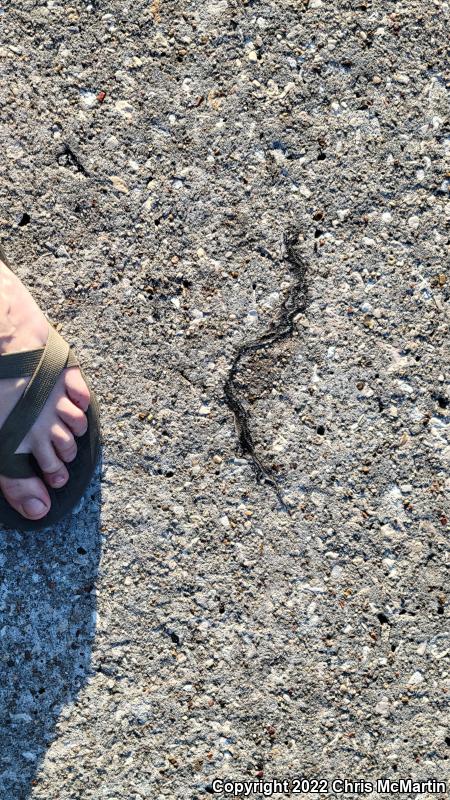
top-left (0, 460), bottom-right (102, 800)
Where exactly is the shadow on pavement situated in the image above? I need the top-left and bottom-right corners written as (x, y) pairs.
top-left (0, 465), bottom-right (102, 799)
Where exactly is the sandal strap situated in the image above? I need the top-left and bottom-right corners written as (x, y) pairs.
top-left (0, 326), bottom-right (79, 478)
top-left (0, 349), bottom-right (45, 378)
top-left (0, 340), bottom-right (78, 379)
top-left (2, 453), bottom-right (36, 479)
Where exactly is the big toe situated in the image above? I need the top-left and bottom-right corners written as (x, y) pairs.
top-left (0, 475), bottom-right (51, 520)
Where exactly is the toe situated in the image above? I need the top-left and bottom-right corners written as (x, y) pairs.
top-left (33, 438), bottom-right (66, 475)
top-left (56, 395), bottom-right (88, 437)
top-left (65, 368), bottom-right (90, 412)
top-left (42, 463), bottom-right (69, 489)
top-left (0, 475), bottom-right (51, 520)
top-left (51, 422), bottom-right (77, 463)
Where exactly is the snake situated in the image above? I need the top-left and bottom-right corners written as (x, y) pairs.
top-left (224, 230), bottom-right (309, 513)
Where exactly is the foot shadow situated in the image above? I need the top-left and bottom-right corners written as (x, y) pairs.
top-left (0, 461), bottom-right (102, 799)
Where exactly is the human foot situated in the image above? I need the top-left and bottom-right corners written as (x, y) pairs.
top-left (0, 254), bottom-right (90, 521)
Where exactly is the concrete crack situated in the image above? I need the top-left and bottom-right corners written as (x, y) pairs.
top-left (224, 230), bottom-right (309, 512)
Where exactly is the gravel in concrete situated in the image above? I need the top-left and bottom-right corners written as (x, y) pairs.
top-left (0, 0), bottom-right (449, 797)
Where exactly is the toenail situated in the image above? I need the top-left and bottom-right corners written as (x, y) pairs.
top-left (52, 473), bottom-right (66, 487)
top-left (22, 498), bottom-right (48, 517)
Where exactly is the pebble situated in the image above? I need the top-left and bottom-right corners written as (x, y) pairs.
top-left (114, 100), bottom-right (135, 119)
top-left (407, 671), bottom-right (424, 686)
top-left (109, 176), bottom-right (129, 193)
top-left (299, 184), bottom-right (312, 198)
top-left (375, 697), bottom-right (391, 716)
top-left (21, 752), bottom-right (37, 762)
top-left (79, 89), bottom-right (97, 108)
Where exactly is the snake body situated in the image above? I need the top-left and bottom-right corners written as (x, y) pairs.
top-left (224, 230), bottom-right (309, 512)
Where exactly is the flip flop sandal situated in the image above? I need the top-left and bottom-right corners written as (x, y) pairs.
top-left (0, 244), bottom-right (101, 532)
